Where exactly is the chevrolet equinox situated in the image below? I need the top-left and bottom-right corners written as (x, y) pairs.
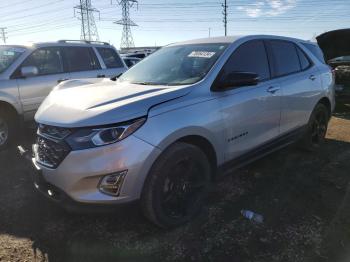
top-left (31, 35), bottom-right (335, 228)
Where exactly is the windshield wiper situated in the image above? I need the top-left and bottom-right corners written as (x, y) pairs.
top-left (110, 72), bottom-right (123, 81)
top-left (132, 81), bottom-right (166, 86)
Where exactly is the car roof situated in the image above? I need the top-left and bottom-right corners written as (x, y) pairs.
top-left (3, 40), bottom-right (114, 49)
top-left (168, 35), bottom-right (309, 46)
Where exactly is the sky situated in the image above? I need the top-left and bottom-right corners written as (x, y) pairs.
top-left (1, 0), bottom-right (350, 49)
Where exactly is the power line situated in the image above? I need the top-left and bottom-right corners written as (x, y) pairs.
top-left (74, 0), bottom-right (100, 41)
top-left (113, 0), bottom-right (138, 49)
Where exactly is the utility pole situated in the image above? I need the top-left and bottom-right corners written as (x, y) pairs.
top-left (112, 0), bottom-right (138, 49)
top-left (208, 27), bottom-right (211, 37)
top-left (222, 0), bottom-right (228, 36)
top-left (0, 28), bottom-right (7, 44)
top-left (74, 0), bottom-right (100, 41)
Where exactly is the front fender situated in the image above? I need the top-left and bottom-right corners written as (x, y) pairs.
top-left (134, 121), bottom-right (224, 166)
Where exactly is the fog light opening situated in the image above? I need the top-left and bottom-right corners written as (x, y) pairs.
top-left (99, 170), bottom-right (127, 196)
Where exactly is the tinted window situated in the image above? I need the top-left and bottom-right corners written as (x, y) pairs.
top-left (123, 58), bottom-right (139, 68)
top-left (296, 47), bottom-right (311, 70)
top-left (22, 47), bottom-right (63, 75)
top-left (302, 43), bottom-right (326, 64)
top-left (221, 40), bottom-right (270, 81)
top-left (126, 53), bottom-right (146, 59)
top-left (267, 40), bottom-right (300, 77)
top-left (64, 47), bottom-right (101, 72)
top-left (97, 47), bottom-right (124, 68)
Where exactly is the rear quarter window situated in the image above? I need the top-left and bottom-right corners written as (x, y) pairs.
top-left (302, 43), bottom-right (326, 64)
top-left (96, 47), bottom-right (124, 68)
top-left (296, 47), bottom-right (312, 70)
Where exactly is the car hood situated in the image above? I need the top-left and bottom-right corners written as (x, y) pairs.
top-left (317, 29), bottom-right (350, 61)
top-left (35, 78), bottom-right (192, 128)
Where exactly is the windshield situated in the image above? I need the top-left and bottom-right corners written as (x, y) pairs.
top-left (119, 43), bottom-right (228, 86)
top-left (0, 46), bottom-right (26, 74)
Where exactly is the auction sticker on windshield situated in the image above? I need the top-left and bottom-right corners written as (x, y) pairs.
top-left (188, 51), bottom-right (216, 58)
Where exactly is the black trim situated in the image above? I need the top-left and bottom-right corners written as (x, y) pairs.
top-left (217, 125), bottom-right (307, 176)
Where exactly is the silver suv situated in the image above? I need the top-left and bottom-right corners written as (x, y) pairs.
top-left (32, 35), bottom-right (335, 228)
top-left (0, 40), bottom-right (127, 149)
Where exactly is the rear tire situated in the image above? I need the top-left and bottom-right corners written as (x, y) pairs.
top-left (299, 103), bottom-right (329, 151)
top-left (0, 106), bottom-right (17, 151)
top-left (141, 142), bottom-right (211, 228)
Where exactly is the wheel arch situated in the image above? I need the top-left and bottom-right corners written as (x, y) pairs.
top-left (318, 97), bottom-right (332, 118)
top-left (176, 135), bottom-right (218, 178)
top-left (0, 100), bottom-right (20, 119)
top-left (153, 128), bottom-right (220, 180)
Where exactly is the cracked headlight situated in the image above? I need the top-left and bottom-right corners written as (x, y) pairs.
top-left (66, 117), bottom-right (146, 150)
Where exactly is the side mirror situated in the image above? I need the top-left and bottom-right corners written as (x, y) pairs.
top-left (20, 66), bottom-right (38, 77)
top-left (216, 71), bottom-right (260, 90)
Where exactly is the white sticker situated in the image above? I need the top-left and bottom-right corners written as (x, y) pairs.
top-left (188, 51), bottom-right (215, 58)
top-left (3, 51), bottom-right (15, 56)
top-left (7, 47), bottom-right (26, 53)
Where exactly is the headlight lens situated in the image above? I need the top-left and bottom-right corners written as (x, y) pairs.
top-left (66, 117), bottom-right (146, 150)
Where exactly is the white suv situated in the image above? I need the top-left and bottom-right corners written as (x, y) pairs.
top-left (0, 40), bottom-right (127, 149)
top-left (31, 35), bottom-right (334, 228)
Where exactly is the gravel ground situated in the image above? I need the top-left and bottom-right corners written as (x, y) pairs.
top-left (1, 101), bottom-right (350, 262)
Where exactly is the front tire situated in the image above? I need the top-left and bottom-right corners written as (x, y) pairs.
top-left (0, 107), bottom-right (16, 151)
top-left (141, 142), bottom-right (211, 228)
top-left (299, 103), bottom-right (329, 150)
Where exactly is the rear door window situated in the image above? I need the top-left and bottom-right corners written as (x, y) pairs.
top-left (221, 40), bottom-right (270, 81)
top-left (267, 40), bottom-right (301, 77)
top-left (96, 47), bottom-right (124, 68)
top-left (63, 47), bottom-right (101, 72)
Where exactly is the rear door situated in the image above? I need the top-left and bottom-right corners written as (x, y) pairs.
top-left (62, 46), bottom-right (103, 79)
top-left (14, 46), bottom-right (69, 118)
top-left (265, 40), bottom-right (322, 134)
top-left (95, 47), bottom-right (126, 77)
top-left (216, 40), bottom-right (282, 161)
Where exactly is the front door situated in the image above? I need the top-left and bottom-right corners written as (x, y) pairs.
top-left (15, 47), bottom-right (69, 118)
top-left (215, 40), bottom-right (281, 161)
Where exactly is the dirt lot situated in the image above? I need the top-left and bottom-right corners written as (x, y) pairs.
top-left (1, 100), bottom-right (350, 262)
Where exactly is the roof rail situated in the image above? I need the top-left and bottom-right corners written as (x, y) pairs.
top-left (58, 40), bottom-right (110, 46)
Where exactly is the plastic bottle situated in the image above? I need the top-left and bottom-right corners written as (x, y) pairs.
top-left (241, 210), bottom-right (264, 223)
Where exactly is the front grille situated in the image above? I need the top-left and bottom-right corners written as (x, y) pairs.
top-left (38, 124), bottom-right (71, 140)
top-left (35, 125), bottom-right (71, 168)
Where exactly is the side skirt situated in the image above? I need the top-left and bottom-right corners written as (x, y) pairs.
top-left (216, 125), bottom-right (307, 178)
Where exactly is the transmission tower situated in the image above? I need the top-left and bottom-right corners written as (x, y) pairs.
top-left (113, 0), bottom-right (138, 49)
top-left (0, 28), bottom-right (7, 44)
top-left (222, 0), bottom-right (228, 36)
top-left (74, 0), bottom-right (100, 41)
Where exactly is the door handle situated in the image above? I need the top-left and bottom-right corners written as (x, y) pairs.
top-left (57, 78), bottom-right (69, 84)
top-left (97, 74), bottom-right (106, 78)
top-left (266, 86), bottom-right (280, 94)
top-left (309, 75), bottom-right (316, 81)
